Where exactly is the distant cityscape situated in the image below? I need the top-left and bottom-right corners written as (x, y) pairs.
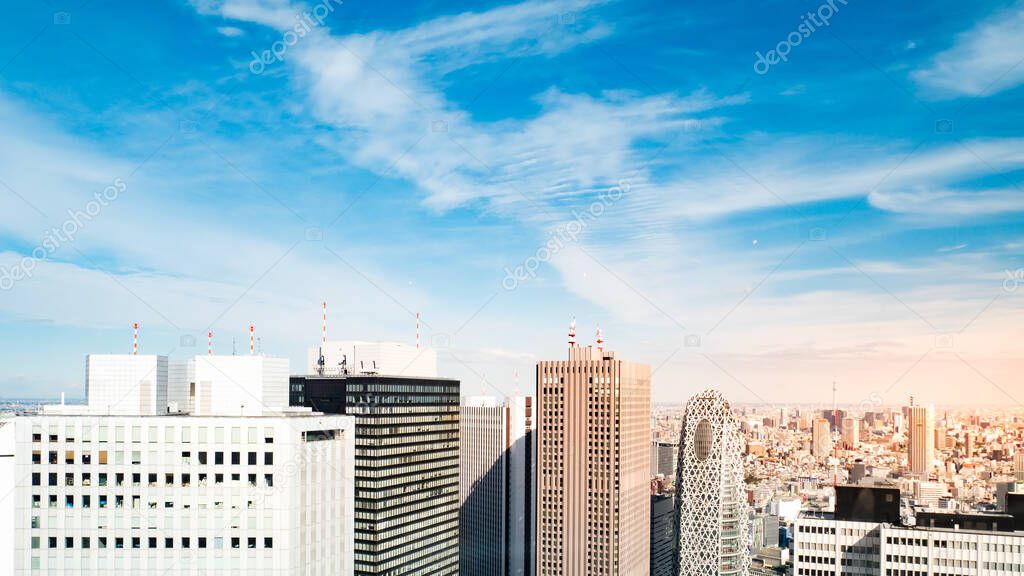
top-left (0, 318), bottom-right (1021, 575)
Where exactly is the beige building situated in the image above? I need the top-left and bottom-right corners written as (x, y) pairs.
top-left (536, 341), bottom-right (650, 576)
top-left (908, 404), bottom-right (935, 476)
top-left (812, 418), bottom-right (832, 459)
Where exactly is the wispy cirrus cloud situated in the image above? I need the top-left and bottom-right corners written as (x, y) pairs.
top-left (912, 1), bottom-right (1024, 98)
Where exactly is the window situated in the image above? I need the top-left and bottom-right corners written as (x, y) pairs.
top-left (248, 452), bottom-right (257, 465)
top-left (81, 537), bottom-right (90, 549)
top-left (131, 451), bottom-right (141, 465)
top-left (64, 451), bottom-right (74, 464)
top-left (115, 538), bottom-right (124, 549)
top-left (165, 538), bottom-right (173, 549)
top-left (264, 452), bottom-right (273, 465)
top-left (98, 537), bottom-right (107, 549)
top-left (264, 537), bottom-right (273, 549)
top-left (132, 537), bottom-right (140, 549)
top-left (31, 473), bottom-right (40, 486)
top-left (32, 450), bottom-right (41, 464)
top-left (231, 452), bottom-right (240, 465)
top-left (131, 426), bottom-right (141, 443)
top-left (198, 452), bottom-right (207, 465)
top-left (48, 473), bottom-right (56, 486)
top-left (182, 537), bottom-right (190, 549)
top-left (231, 537), bottom-right (240, 549)
top-left (198, 537), bottom-right (207, 549)
top-left (215, 452), bottom-right (224, 465)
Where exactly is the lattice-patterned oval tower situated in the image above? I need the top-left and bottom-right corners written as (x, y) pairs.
top-left (675, 389), bottom-right (749, 576)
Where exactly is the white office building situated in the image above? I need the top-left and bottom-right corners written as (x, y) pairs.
top-left (794, 516), bottom-right (1024, 576)
top-left (459, 395), bottom-right (535, 576)
top-left (0, 353), bottom-right (356, 575)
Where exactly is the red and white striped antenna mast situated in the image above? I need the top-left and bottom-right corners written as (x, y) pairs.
top-left (207, 331), bottom-right (213, 356)
top-left (416, 312), bottom-right (421, 349)
top-left (596, 323), bottom-right (604, 352)
top-left (568, 315), bottom-right (577, 348)
top-left (249, 324), bottom-right (255, 355)
top-left (133, 322), bottom-right (139, 355)
top-left (322, 301), bottom-right (328, 344)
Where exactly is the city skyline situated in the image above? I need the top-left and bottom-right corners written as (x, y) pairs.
top-left (1, 0), bottom-right (1023, 406)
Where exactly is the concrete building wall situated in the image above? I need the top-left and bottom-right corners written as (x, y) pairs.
top-left (536, 345), bottom-right (650, 576)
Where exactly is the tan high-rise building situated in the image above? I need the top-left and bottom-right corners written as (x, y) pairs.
top-left (536, 336), bottom-right (651, 576)
top-left (908, 404), bottom-right (935, 476)
top-left (812, 418), bottom-right (832, 459)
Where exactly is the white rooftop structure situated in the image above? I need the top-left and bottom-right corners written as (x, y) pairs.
top-left (307, 341), bottom-right (437, 378)
top-left (83, 354), bottom-right (169, 415)
top-left (63, 354), bottom-right (296, 418)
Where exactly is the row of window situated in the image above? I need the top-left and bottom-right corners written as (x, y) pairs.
top-left (31, 425), bottom-right (274, 445)
top-left (31, 536), bottom-right (273, 550)
top-left (33, 450), bottom-right (274, 466)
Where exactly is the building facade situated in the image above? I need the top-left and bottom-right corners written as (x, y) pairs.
top-left (459, 395), bottom-right (535, 576)
top-left (794, 515), bottom-right (1024, 576)
top-left (907, 405), bottom-right (935, 476)
top-left (292, 365), bottom-right (460, 576)
top-left (0, 353), bottom-right (355, 576)
top-left (650, 492), bottom-right (676, 576)
top-left (536, 343), bottom-right (651, 576)
top-left (676, 389), bottom-right (749, 576)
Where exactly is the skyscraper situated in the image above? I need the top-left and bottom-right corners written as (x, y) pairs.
top-left (812, 418), bottom-right (832, 459)
top-left (676, 389), bottom-right (749, 576)
top-left (536, 328), bottom-right (651, 576)
top-left (650, 490), bottom-right (677, 576)
top-left (459, 395), bottom-right (536, 576)
top-left (291, 342), bottom-right (460, 576)
top-left (842, 418), bottom-right (860, 449)
top-left (907, 403), bottom-right (934, 476)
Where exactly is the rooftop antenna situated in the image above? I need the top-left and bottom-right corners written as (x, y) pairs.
top-left (249, 324), bottom-right (255, 355)
top-left (416, 312), bottom-right (421, 349)
top-left (256, 337), bottom-right (262, 355)
top-left (207, 331), bottom-right (213, 356)
top-left (596, 323), bottom-right (604, 352)
top-left (317, 301), bottom-right (326, 376)
top-left (132, 322), bottom-right (139, 355)
top-left (568, 315), bottom-right (576, 348)
top-left (232, 337), bottom-right (237, 356)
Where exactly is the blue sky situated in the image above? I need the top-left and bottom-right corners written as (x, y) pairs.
top-left (1, 0), bottom-right (1023, 406)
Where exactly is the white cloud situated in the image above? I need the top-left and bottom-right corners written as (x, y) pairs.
top-left (216, 26), bottom-right (245, 37)
top-left (912, 1), bottom-right (1024, 97)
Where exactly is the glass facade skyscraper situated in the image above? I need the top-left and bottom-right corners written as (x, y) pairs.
top-left (291, 374), bottom-right (460, 576)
